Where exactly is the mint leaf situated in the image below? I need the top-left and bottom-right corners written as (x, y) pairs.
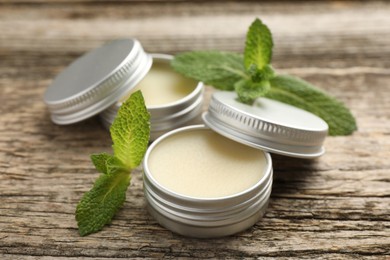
top-left (244, 18), bottom-right (273, 72)
top-left (171, 51), bottom-right (247, 90)
top-left (91, 153), bottom-right (127, 175)
top-left (248, 64), bottom-right (275, 83)
top-left (76, 169), bottom-right (130, 236)
top-left (76, 90), bottom-right (150, 236)
top-left (105, 156), bottom-right (127, 175)
top-left (268, 75), bottom-right (357, 136)
top-left (111, 91), bottom-right (150, 169)
top-left (91, 153), bottom-right (115, 174)
top-left (235, 79), bottom-right (270, 104)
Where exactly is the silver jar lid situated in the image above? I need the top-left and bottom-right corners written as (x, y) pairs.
top-left (203, 91), bottom-right (329, 158)
top-left (43, 39), bottom-right (152, 124)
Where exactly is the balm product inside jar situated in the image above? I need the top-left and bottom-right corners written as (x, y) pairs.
top-left (143, 125), bottom-right (273, 238)
top-left (43, 39), bottom-right (203, 138)
top-left (100, 54), bottom-right (203, 140)
top-left (143, 91), bottom-right (328, 238)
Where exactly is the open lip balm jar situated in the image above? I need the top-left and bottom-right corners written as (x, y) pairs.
top-left (144, 125), bottom-right (273, 238)
top-left (43, 39), bottom-right (203, 139)
top-left (100, 54), bottom-right (203, 140)
top-left (143, 91), bottom-right (328, 238)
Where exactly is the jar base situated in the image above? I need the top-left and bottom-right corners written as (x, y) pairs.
top-left (145, 197), bottom-right (270, 239)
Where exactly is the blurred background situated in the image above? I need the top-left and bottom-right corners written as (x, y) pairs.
top-left (1, 1), bottom-right (389, 73)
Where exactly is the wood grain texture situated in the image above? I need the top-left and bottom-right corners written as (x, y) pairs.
top-left (0, 1), bottom-right (389, 259)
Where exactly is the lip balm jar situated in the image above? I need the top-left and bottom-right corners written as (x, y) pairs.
top-left (100, 54), bottom-right (204, 140)
top-left (143, 125), bottom-right (273, 238)
top-left (143, 91), bottom-right (328, 238)
top-left (43, 39), bottom-right (203, 138)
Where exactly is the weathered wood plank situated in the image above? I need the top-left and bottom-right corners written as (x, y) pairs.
top-left (0, 1), bottom-right (389, 68)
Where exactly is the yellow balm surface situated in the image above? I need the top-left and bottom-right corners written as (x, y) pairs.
top-left (121, 60), bottom-right (197, 106)
top-left (148, 129), bottom-right (267, 198)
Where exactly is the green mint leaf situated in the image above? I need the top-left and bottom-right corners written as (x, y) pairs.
top-left (235, 79), bottom-right (271, 104)
top-left (244, 18), bottom-right (273, 72)
top-left (90, 153), bottom-right (115, 174)
top-left (268, 75), bottom-right (357, 136)
top-left (76, 169), bottom-right (131, 236)
top-left (111, 90), bottom-right (150, 169)
top-left (106, 156), bottom-right (127, 174)
top-left (249, 64), bottom-right (275, 83)
top-left (171, 51), bottom-right (247, 90)
top-left (76, 91), bottom-right (150, 236)
top-left (91, 153), bottom-right (127, 175)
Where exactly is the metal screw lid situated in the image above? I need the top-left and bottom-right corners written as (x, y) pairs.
top-left (202, 91), bottom-right (329, 158)
top-left (43, 39), bottom-right (152, 124)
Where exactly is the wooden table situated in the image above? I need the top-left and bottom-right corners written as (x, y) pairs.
top-left (1, 1), bottom-right (389, 259)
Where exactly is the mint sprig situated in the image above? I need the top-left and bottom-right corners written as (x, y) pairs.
top-left (76, 91), bottom-right (150, 236)
top-left (171, 18), bottom-right (357, 136)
